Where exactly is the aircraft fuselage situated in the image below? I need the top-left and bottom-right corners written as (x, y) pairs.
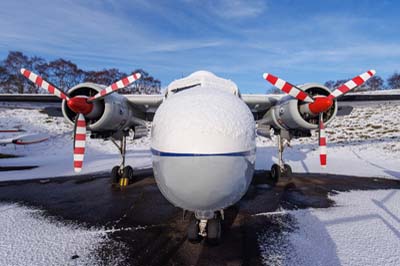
top-left (151, 86), bottom-right (256, 218)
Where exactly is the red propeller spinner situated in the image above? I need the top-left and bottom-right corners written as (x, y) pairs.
top-left (308, 97), bottom-right (334, 115)
top-left (66, 96), bottom-right (93, 115)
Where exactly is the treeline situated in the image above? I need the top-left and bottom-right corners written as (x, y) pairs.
top-left (0, 51), bottom-right (161, 94)
top-left (324, 73), bottom-right (400, 91)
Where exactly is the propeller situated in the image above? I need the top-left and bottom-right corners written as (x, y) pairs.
top-left (263, 73), bottom-right (314, 103)
top-left (318, 113), bottom-right (327, 167)
top-left (88, 72), bottom-right (141, 102)
top-left (263, 69), bottom-right (376, 167)
top-left (328, 70), bottom-right (376, 100)
top-left (21, 68), bottom-right (69, 100)
top-left (73, 114), bottom-right (86, 172)
top-left (21, 68), bottom-right (141, 172)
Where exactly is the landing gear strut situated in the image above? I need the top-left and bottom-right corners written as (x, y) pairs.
top-left (187, 211), bottom-right (223, 245)
top-left (270, 131), bottom-right (292, 183)
top-left (110, 133), bottom-right (135, 187)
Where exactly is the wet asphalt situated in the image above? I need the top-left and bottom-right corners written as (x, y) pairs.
top-left (0, 169), bottom-right (399, 266)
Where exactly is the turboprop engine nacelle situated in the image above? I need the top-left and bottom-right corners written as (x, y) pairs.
top-left (260, 83), bottom-right (337, 131)
top-left (62, 82), bottom-right (144, 134)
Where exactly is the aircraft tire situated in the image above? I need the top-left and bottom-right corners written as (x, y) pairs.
top-left (187, 216), bottom-right (201, 243)
top-left (270, 164), bottom-right (281, 184)
top-left (206, 218), bottom-right (221, 245)
top-left (111, 166), bottom-right (120, 183)
top-left (123, 166), bottom-right (135, 182)
top-left (283, 164), bottom-right (292, 177)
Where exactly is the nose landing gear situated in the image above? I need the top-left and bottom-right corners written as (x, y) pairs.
top-left (187, 211), bottom-right (223, 245)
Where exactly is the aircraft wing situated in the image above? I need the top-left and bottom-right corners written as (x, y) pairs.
top-left (2, 92), bottom-right (400, 121)
top-left (240, 92), bottom-right (400, 118)
top-left (241, 94), bottom-right (283, 119)
top-left (0, 94), bottom-right (61, 116)
top-left (0, 93), bottom-right (165, 120)
top-left (0, 133), bottom-right (49, 146)
top-left (0, 138), bottom-right (14, 145)
top-left (125, 94), bottom-right (164, 120)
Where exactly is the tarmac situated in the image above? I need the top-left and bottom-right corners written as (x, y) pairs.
top-left (0, 169), bottom-right (399, 266)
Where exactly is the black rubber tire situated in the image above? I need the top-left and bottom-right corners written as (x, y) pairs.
top-left (283, 164), bottom-right (292, 177)
top-left (111, 166), bottom-right (120, 183)
top-left (187, 217), bottom-right (201, 243)
top-left (123, 166), bottom-right (135, 182)
top-left (206, 218), bottom-right (221, 245)
top-left (270, 164), bottom-right (281, 184)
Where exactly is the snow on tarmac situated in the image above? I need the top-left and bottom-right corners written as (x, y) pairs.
top-left (0, 203), bottom-right (117, 266)
top-left (259, 189), bottom-right (400, 266)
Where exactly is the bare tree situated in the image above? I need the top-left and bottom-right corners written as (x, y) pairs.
top-left (45, 59), bottom-right (84, 90)
top-left (324, 80), bottom-right (335, 91)
top-left (387, 72), bottom-right (400, 90)
top-left (0, 51), bottom-right (161, 95)
top-left (2, 51), bottom-right (33, 93)
top-left (124, 69), bottom-right (161, 94)
top-left (26, 56), bottom-right (47, 93)
top-left (84, 68), bottom-right (126, 85)
top-left (0, 66), bottom-right (10, 93)
top-left (364, 75), bottom-right (384, 91)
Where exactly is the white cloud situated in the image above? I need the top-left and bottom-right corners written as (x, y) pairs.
top-left (210, 0), bottom-right (266, 19)
top-left (183, 0), bottom-right (266, 19)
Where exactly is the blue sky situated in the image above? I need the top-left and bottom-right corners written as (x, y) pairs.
top-left (0, 0), bottom-right (399, 93)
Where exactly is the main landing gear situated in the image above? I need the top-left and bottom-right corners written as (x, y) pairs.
top-left (187, 211), bottom-right (223, 245)
top-left (110, 134), bottom-right (135, 188)
top-left (270, 131), bottom-right (292, 184)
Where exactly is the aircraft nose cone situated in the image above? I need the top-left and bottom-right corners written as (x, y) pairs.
top-left (308, 97), bottom-right (333, 114)
top-left (67, 96), bottom-right (93, 115)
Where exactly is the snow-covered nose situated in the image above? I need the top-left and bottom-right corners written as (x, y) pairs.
top-left (151, 87), bottom-right (256, 154)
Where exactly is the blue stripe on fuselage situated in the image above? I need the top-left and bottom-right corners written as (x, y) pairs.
top-left (151, 148), bottom-right (256, 157)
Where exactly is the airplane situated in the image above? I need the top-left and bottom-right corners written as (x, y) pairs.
top-left (16, 67), bottom-right (376, 244)
top-left (0, 132), bottom-right (49, 146)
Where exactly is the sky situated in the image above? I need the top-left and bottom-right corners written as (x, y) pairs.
top-left (0, 0), bottom-right (399, 93)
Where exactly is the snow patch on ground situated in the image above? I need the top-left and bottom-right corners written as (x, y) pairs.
top-left (259, 189), bottom-right (400, 266)
top-left (0, 203), bottom-right (116, 266)
top-left (0, 108), bottom-right (151, 181)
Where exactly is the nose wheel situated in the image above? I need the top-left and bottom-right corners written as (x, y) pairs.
top-left (187, 212), bottom-right (223, 245)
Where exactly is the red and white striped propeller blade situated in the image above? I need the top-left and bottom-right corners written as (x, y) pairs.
top-left (73, 114), bottom-right (86, 173)
top-left (319, 113), bottom-right (327, 168)
top-left (88, 72), bottom-right (141, 102)
top-left (263, 73), bottom-right (314, 103)
top-left (328, 70), bottom-right (376, 100)
top-left (20, 68), bottom-right (69, 100)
